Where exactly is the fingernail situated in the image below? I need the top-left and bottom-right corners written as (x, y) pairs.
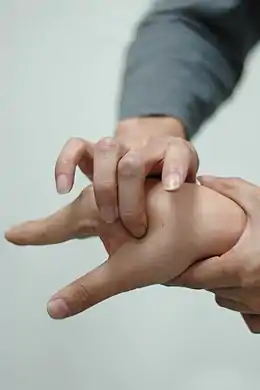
top-left (164, 171), bottom-right (182, 190)
top-left (57, 175), bottom-right (70, 194)
top-left (100, 207), bottom-right (117, 224)
top-left (47, 299), bottom-right (70, 319)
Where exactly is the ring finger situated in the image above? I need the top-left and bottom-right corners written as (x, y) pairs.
top-left (55, 137), bottom-right (94, 193)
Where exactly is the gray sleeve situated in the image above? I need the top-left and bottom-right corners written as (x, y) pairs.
top-left (118, 0), bottom-right (258, 139)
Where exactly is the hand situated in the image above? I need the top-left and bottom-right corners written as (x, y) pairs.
top-left (6, 182), bottom-right (182, 320)
top-left (5, 185), bottom-right (134, 319)
top-left (6, 177), bottom-right (244, 321)
top-left (55, 117), bottom-right (199, 237)
top-left (172, 176), bottom-right (260, 333)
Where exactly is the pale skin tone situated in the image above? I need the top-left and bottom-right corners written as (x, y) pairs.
top-left (55, 118), bottom-right (198, 237)
top-left (6, 180), bottom-right (246, 323)
top-left (53, 124), bottom-right (260, 332)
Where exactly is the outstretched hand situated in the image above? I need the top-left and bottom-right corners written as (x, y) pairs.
top-left (5, 176), bottom-right (245, 323)
top-left (6, 181), bottom-right (196, 319)
top-left (5, 184), bottom-right (134, 318)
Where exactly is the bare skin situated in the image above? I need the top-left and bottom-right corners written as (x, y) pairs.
top-left (53, 134), bottom-right (260, 332)
top-left (6, 180), bottom-right (246, 320)
top-left (55, 118), bottom-right (198, 237)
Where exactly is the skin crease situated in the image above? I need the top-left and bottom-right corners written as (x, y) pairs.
top-left (88, 180), bottom-right (246, 288)
top-left (6, 180), bottom-right (246, 317)
top-left (55, 120), bottom-right (198, 239)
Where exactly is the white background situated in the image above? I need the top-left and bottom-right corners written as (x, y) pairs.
top-left (1, 1), bottom-right (260, 389)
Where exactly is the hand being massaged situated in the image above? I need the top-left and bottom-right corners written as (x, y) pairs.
top-left (5, 178), bottom-right (246, 321)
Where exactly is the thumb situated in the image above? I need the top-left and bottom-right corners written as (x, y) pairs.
top-left (5, 186), bottom-right (98, 246)
top-left (47, 233), bottom-right (165, 319)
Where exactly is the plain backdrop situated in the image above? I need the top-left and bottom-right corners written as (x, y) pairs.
top-left (1, 1), bottom-right (260, 389)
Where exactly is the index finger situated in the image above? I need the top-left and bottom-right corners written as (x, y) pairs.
top-left (55, 138), bottom-right (94, 194)
top-left (5, 208), bottom-right (75, 246)
top-left (5, 187), bottom-right (98, 246)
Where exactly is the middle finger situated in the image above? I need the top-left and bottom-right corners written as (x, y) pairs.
top-left (94, 137), bottom-right (126, 224)
top-left (117, 138), bottom-right (168, 238)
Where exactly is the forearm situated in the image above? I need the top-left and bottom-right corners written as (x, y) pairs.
top-left (118, 0), bottom-right (256, 139)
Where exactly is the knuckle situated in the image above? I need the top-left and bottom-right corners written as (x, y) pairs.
top-left (225, 177), bottom-right (252, 192)
top-left (169, 135), bottom-right (182, 144)
top-left (213, 177), bottom-right (242, 194)
top-left (228, 177), bottom-right (243, 186)
top-left (95, 181), bottom-right (115, 197)
top-left (167, 136), bottom-right (184, 148)
top-left (146, 135), bottom-right (168, 150)
top-left (230, 177), bottom-right (251, 187)
top-left (146, 135), bottom-right (164, 149)
top-left (229, 177), bottom-right (256, 193)
top-left (96, 137), bottom-right (117, 152)
top-left (165, 135), bottom-right (175, 144)
top-left (66, 138), bottom-right (87, 156)
top-left (66, 136), bottom-right (85, 146)
top-left (57, 138), bottom-right (86, 165)
top-left (167, 137), bottom-right (191, 159)
top-left (117, 118), bottom-right (141, 132)
top-left (147, 135), bottom-right (159, 144)
top-left (118, 153), bottom-right (143, 178)
top-left (75, 282), bottom-right (95, 310)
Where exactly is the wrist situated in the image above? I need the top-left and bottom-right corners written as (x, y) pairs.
top-left (115, 117), bottom-right (186, 146)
